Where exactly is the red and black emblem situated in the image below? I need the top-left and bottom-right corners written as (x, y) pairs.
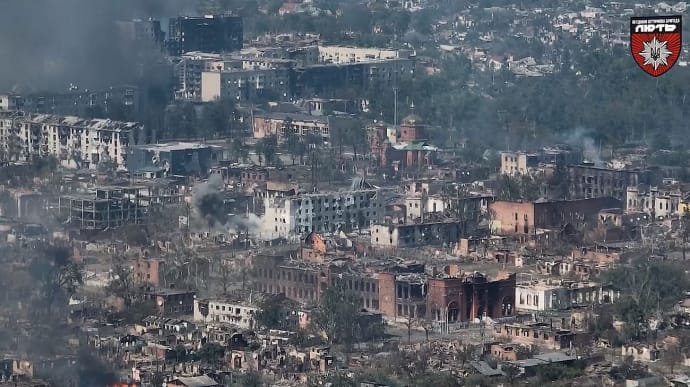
top-left (630, 15), bottom-right (682, 77)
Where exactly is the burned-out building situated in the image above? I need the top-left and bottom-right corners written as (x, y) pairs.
top-left (568, 164), bottom-right (656, 201)
top-left (0, 86), bottom-right (140, 117)
top-left (489, 197), bottom-right (622, 237)
top-left (127, 142), bottom-right (217, 177)
top-left (378, 272), bottom-right (516, 324)
top-left (166, 15), bottom-right (243, 56)
top-left (55, 185), bottom-right (158, 231)
top-left (262, 179), bottom-right (384, 237)
top-left (0, 110), bottom-right (140, 169)
top-left (370, 220), bottom-right (468, 248)
top-left (494, 322), bottom-right (580, 350)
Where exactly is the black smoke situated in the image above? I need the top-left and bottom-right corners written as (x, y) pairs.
top-left (192, 174), bottom-right (229, 229)
top-left (0, 0), bottom-right (199, 92)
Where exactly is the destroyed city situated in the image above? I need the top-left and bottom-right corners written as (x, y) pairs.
top-left (5, 0), bottom-right (690, 386)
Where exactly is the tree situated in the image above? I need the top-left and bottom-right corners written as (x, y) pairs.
top-left (663, 344), bottom-right (682, 374)
top-left (602, 258), bottom-right (689, 339)
top-left (285, 132), bottom-right (307, 165)
top-left (106, 257), bottom-right (135, 307)
top-left (454, 344), bottom-right (476, 369)
top-left (310, 285), bottom-right (359, 346)
top-left (196, 342), bottom-right (225, 369)
top-left (256, 135), bottom-right (278, 166)
top-left (255, 295), bottom-right (292, 330)
top-left (502, 363), bottom-right (521, 385)
top-left (391, 348), bottom-right (430, 385)
top-left (200, 99), bottom-right (235, 138)
top-left (236, 371), bottom-right (263, 387)
top-left (29, 245), bottom-right (84, 316)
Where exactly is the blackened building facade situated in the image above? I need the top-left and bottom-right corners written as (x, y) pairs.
top-left (167, 15), bottom-right (243, 56)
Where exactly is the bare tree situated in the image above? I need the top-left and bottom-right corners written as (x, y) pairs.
top-left (664, 344), bottom-right (682, 374)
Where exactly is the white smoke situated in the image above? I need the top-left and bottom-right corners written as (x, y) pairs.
top-left (564, 128), bottom-right (603, 167)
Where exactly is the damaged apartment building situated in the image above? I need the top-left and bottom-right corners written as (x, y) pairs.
top-left (54, 182), bottom-right (182, 231)
top-left (0, 110), bottom-right (140, 169)
top-left (262, 178), bottom-right (384, 237)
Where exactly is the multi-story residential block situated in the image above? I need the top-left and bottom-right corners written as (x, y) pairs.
top-left (193, 297), bottom-right (259, 329)
top-left (515, 278), bottom-right (618, 312)
top-left (201, 67), bottom-right (290, 102)
top-left (0, 111), bottom-right (139, 169)
top-left (0, 86), bottom-right (140, 117)
top-left (262, 185), bottom-right (384, 237)
top-left (370, 220), bottom-right (468, 248)
top-left (316, 46), bottom-right (414, 64)
top-left (500, 146), bottom-right (580, 177)
top-left (568, 163), bottom-right (655, 201)
top-left (166, 15), bottom-right (243, 56)
top-left (252, 112), bottom-right (358, 142)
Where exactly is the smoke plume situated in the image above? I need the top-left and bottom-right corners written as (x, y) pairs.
top-left (0, 0), bottom-right (199, 92)
top-left (192, 174), bottom-right (228, 229)
top-left (190, 176), bottom-right (268, 236)
top-left (563, 128), bottom-right (603, 167)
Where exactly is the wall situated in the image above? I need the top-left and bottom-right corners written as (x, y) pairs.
top-left (201, 71), bottom-right (222, 102)
top-left (377, 273), bottom-right (396, 318)
top-left (489, 201), bottom-right (534, 236)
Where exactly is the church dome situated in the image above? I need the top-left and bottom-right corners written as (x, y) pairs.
top-left (401, 113), bottom-right (423, 125)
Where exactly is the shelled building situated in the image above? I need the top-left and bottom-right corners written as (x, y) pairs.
top-left (262, 179), bottom-right (384, 237)
top-left (0, 111), bottom-right (140, 169)
top-left (55, 185), bottom-right (156, 231)
top-left (166, 15), bottom-right (243, 56)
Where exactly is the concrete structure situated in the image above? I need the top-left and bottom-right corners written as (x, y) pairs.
top-left (501, 151), bottom-right (539, 176)
top-left (201, 67), bottom-right (290, 102)
top-left (381, 272), bottom-right (516, 325)
top-left (489, 197), bottom-right (622, 236)
top-left (515, 278), bottom-right (618, 312)
top-left (262, 185), bottom-right (383, 237)
top-left (626, 185), bottom-right (681, 219)
top-left (370, 220), bottom-right (467, 248)
top-left (252, 112), bottom-right (359, 142)
top-left (493, 322), bottom-right (579, 350)
top-left (134, 286), bottom-right (196, 316)
top-left (193, 297), bottom-right (259, 329)
top-left (127, 142), bottom-right (215, 177)
top-left (116, 19), bottom-right (164, 49)
top-left (166, 15), bottom-right (243, 56)
top-left (316, 46), bottom-right (414, 64)
top-left (501, 146), bottom-right (580, 177)
top-left (568, 164), bottom-right (655, 201)
top-left (0, 111), bottom-right (139, 169)
top-left (56, 185), bottom-right (157, 231)
top-left (0, 86), bottom-right (140, 117)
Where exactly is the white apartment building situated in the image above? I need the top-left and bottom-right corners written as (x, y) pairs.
top-left (263, 188), bottom-right (384, 237)
top-left (317, 46), bottom-right (413, 64)
top-left (193, 298), bottom-right (259, 329)
top-left (500, 151), bottom-right (538, 176)
top-left (516, 278), bottom-right (618, 312)
top-left (201, 67), bottom-right (290, 102)
top-left (0, 111), bottom-right (139, 169)
top-left (626, 186), bottom-right (681, 219)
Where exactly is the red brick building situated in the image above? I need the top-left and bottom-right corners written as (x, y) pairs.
top-left (378, 271), bottom-right (516, 323)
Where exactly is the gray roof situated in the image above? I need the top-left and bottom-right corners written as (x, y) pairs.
top-left (470, 361), bottom-right (504, 376)
top-left (171, 375), bottom-right (219, 387)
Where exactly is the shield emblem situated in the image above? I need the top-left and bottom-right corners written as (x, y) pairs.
top-left (631, 16), bottom-right (682, 77)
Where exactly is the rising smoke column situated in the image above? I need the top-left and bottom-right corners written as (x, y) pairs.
top-left (191, 174), bottom-right (228, 229)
